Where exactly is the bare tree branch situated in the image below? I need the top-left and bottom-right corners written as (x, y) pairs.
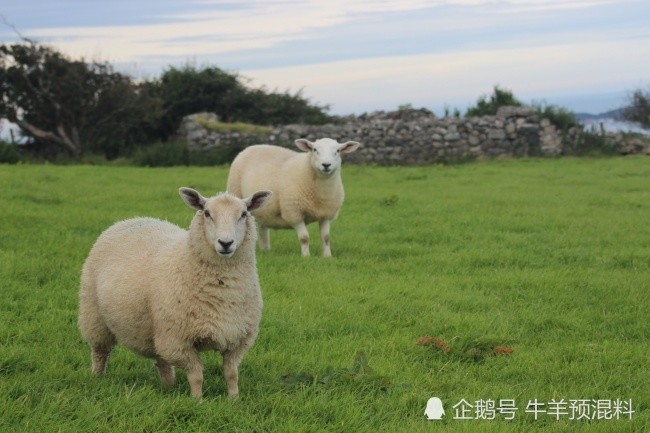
top-left (0, 14), bottom-right (36, 44)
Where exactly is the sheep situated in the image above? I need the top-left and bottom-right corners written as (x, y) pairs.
top-left (78, 187), bottom-right (272, 398)
top-left (227, 138), bottom-right (361, 257)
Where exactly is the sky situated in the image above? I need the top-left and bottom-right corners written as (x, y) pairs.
top-left (1, 0), bottom-right (649, 116)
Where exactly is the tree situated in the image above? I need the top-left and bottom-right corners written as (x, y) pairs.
top-left (150, 65), bottom-right (335, 140)
top-left (465, 85), bottom-right (522, 117)
top-left (621, 88), bottom-right (650, 129)
top-left (151, 65), bottom-right (248, 139)
top-left (0, 41), bottom-right (162, 157)
top-left (243, 86), bottom-right (335, 126)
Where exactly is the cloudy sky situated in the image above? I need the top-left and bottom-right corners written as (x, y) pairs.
top-left (1, 0), bottom-right (649, 115)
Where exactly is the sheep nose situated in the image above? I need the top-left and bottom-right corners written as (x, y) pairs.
top-left (218, 239), bottom-right (234, 250)
top-left (322, 163), bottom-right (331, 171)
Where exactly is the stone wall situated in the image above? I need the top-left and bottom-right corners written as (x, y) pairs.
top-left (179, 108), bottom-right (649, 165)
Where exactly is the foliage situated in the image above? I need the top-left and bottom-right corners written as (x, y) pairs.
top-left (0, 140), bottom-right (22, 164)
top-left (0, 41), bottom-right (162, 158)
top-left (0, 160), bottom-right (648, 432)
top-left (187, 147), bottom-right (241, 167)
top-left (244, 86), bottom-right (337, 126)
top-left (563, 128), bottom-right (618, 156)
top-left (465, 85), bottom-right (522, 117)
top-left (149, 65), bottom-right (248, 139)
top-left (1, 42), bottom-right (334, 160)
top-left (443, 105), bottom-right (462, 118)
top-left (132, 140), bottom-right (189, 167)
top-left (132, 139), bottom-right (248, 167)
top-left (534, 103), bottom-right (580, 131)
top-left (150, 65), bottom-right (335, 140)
top-left (621, 87), bottom-right (650, 129)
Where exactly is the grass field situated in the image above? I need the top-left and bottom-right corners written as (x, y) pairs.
top-left (0, 157), bottom-right (648, 432)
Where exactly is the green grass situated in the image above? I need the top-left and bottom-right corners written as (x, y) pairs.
top-left (0, 158), bottom-right (648, 432)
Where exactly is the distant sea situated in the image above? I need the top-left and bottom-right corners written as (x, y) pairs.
top-left (575, 109), bottom-right (649, 135)
top-left (579, 118), bottom-right (649, 135)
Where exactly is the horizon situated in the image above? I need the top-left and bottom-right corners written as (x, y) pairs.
top-left (1, 1), bottom-right (649, 116)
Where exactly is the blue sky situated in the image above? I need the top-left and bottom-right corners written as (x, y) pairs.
top-left (1, 0), bottom-right (649, 115)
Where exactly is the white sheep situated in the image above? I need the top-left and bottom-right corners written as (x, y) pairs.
top-left (78, 188), bottom-right (272, 398)
top-left (227, 138), bottom-right (361, 257)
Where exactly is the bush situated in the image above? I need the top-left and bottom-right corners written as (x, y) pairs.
top-left (187, 146), bottom-right (244, 166)
top-left (133, 141), bottom-right (189, 167)
top-left (465, 86), bottom-right (522, 117)
top-left (535, 104), bottom-right (580, 131)
top-left (132, 140), bottom-right (248, 167)
top-left (564, 129), bottom-right (618, 156)
top-left (0, 141), bottom-right (22, 164)
top-left (1, 41), bottom-right (162, 159)
top-left (151, 65), bottom-right (336, 141)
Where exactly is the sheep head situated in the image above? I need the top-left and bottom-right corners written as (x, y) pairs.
top-left (180, 188), bottom-right (272, 258)
top-left (295, 138), bottom-right (360, 176)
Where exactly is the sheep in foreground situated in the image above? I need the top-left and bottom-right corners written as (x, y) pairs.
top-left (227, 138), bottom-right (361, 257)
top-left (78, 187), bottom-right (272, 398)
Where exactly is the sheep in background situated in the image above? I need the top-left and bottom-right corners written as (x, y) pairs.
top-left (227, 138), bottom-right (361, 257)
top-left (78, 188), bottom-right (272, 398)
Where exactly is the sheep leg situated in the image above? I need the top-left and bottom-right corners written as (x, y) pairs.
top-left (160, 346), bottom-right (204, 397)
top-left (155, 358), bottom-right (176, 388)
top-left (222, 351), bottom-right (241, 398)
top-left (79, 293), bottom-right (116, 375)
top-left (91, 344), bottom-right (115, 375)
top-left (185, 360), bottom-right (204, 398)
top-left (222, 329), bottom-right (257, 398)
top-left (259, 226), bottom-right (271, 251)
top-left (293, 221), bottom-right (310, 256)
top-left (319, 219), bottom-right (332, 258)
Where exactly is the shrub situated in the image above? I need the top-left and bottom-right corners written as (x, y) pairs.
top-left (133, 141), bottom-right (189, 167)
top-left (187, 147), bottom-right (243, 166)
top-left (465, 86), bottom-right (522, 117)
top-left (0, 141), bottom-right (22, 164)
top-left (132, 139), bottom-right (250, 167)
top-left (535, 104), bottom-right (580, 131)
top-left (564, 129), bottom-right (618, 156)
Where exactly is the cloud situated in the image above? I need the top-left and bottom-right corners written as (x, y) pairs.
top-left (14, 1), bottom-right (433, 61)
top-left (2, 0), bottom-right (645, 113)
top-left (241, 37), bottom-right (650, 113)
top-left (9, 0), bottom-right (630, 64)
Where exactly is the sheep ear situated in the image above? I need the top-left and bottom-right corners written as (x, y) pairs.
top-left (179, 187), bottom-right (206, 211)
top-left (339, 141), bottom-right (361, 154)
top-left (245, 190), bottom-right (272, 212)
top-left (295, 139), bottom-right (314, 152)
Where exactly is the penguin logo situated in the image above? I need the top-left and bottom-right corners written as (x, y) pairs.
top-left (424, 397), bottom-right (445, 420)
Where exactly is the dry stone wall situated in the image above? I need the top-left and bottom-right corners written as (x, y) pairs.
top-left (179, 107), bottom-right (649, 165)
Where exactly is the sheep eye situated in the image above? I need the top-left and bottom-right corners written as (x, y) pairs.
top-left (204, 209), bottom-right (211, 218)
top-left (240, 211), bottom-right (247, 219)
